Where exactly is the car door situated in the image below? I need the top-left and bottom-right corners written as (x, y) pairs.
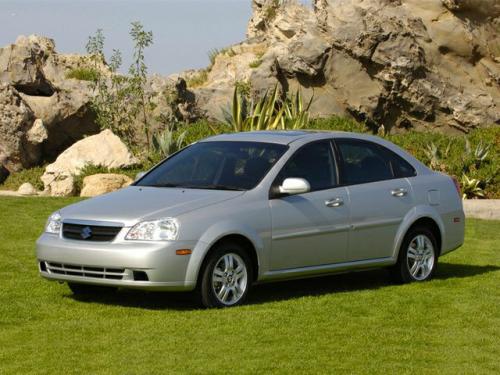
top-left (269, 140), bottom-right (350, 270)
top-left (334, 138), bottom-right (416, 262)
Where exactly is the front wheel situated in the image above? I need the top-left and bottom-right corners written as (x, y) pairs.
top-left (198, 243), bottom-right (253, 308)
top-left (391, 226), bottom-right (438, 283)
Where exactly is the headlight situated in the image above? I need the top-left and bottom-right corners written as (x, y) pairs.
top-left (125, 218), bottom-right (179, 241)
top-left (45, 212), bottom-right (62, 234)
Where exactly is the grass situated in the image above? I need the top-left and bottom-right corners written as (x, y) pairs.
top-left (0, 196), bottom-right (499, 374)
top-left (249, 59), bottom-right (263, 69)
top-left (65, 67), bottom-right (99, 81)
top-left (186, 69), bottom-right (209, 88)
top-left (0, 166), bottom-right (45, 191)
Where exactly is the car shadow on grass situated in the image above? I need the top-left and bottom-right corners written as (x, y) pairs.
top-left (67, 262), bottom-right (499, 310)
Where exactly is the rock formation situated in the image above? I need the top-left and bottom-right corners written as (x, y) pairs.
top-left (192, 0), bottom-right (499, 132)
top-left (80, 173), bottom-right (133, 197)
top-left (41, 129), bottom-right (138, 196)
top-left (17, 182), bottom-right (38, 196)
top-left (0, 35), bottom-right (101, 173)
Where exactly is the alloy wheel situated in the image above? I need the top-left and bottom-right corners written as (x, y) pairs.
top-left (211, 253), bottom-right (248, 306)
top-left (406, 234), bottom-right (435, 281)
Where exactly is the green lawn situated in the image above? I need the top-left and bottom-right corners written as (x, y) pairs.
top-left (0, 197), bottom-right (499, 374)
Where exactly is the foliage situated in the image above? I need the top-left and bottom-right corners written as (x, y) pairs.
top-left (461, 174), bottom-right (486, 199)
top-left (186, 69), bottom-right (209, 88)
top-left (264, 0), bottom-right (282, 22)
top-left (0, 200), bottom-right (499, 374)
top-left (308, 116), bottom-right (368, 133)
top-left (175, 120), bottom-right (227, 145)
top-left (388, 126), bottom-right (499, 198)
top-left (128, 22), bottom-right (155, 147)
top-left (207, 47), bottom-right (236, 68)
top-left (86, 23), bottom-right (154, 147)
top-left (222, 85), bottom-right (312, 132)
top-left (249, 59), bottom-right (263, 69)
top-left (0, 166), bottom-right (45, 191)
top-left (151, 127), bottom-right (187, 159)
top-left (65, 67), bottom-right (99, 81)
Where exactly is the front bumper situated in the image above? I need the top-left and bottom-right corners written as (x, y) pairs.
top-left (36, 233), bottom-right (199, 291)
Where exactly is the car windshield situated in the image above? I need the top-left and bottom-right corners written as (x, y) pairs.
top-left (137, 141), bottom-right (288, 191)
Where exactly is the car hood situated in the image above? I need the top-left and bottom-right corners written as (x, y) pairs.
top-left (60, 186), bottom-right (245, 226)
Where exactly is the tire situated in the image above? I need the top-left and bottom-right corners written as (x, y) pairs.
top-left (198, 242), bottom-right (253, 308)
top-left (67, 282), bottom-right (117, 295)
top-left (390, 226), bottom-right (438, 284)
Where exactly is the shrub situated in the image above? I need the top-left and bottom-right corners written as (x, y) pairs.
top-left (249, 59), bottom-right (263, 69)
top-left (151, 128), bottom-right (187, 159)
top-left (175, 120), bottom-right (227, 145)
top-left (207, 47), bottom-right (236, 68)
top-left (461, 174), bottom-right (486, 199)
top-left (222, 85), bottom-right (312, 132)
top-left (0, 166), bottom-right (45, 191)
top-left (65, 67), bottom-right (99, 81)
top-left (186, 70), bottom-right (209, 88)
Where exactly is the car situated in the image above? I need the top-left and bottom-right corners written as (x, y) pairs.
top-left (36, 131), bottom-right (465, 307)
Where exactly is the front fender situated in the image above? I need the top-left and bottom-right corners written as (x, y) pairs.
top-left (184, 221), bottom-right (265, 284)
top-left (392, 205), bottom-right (445, 259)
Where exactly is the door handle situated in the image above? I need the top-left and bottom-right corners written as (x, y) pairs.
top-left (391, 188), bottom-right (408, 197)
top-left (325, 197), bottom-right (344, 207)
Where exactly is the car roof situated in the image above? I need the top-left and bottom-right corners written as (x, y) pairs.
top-left (202, 130), bottom-right (352, 145)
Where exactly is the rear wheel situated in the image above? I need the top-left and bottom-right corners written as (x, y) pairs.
top-left (198, 242), bottom-right (252, 308)
top-left (391, 226), bottom-right (438, 283)
top-left (67, 282), bottom-right (117, 295)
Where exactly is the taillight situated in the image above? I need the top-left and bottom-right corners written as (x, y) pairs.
top-left (451, 176), bottom-right (461, 197)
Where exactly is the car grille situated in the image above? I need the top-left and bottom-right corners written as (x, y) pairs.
top-left (62, 223), bottom-right (122, 242)
top-left (44, 262), bottom-right (125, 280)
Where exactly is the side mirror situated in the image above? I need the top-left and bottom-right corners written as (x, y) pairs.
top-left (279, 178), bottom-right (310, 196)
top-left (135, 172), bottom-right (146, 181)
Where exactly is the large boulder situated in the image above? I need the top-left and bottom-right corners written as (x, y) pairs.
top-left (17, 182), bottom-right (39, 196)
top-left (41, 129), bottom-right (138, 196)
top-left (0, 35), bottom-right (103, 172)
top-left (0, 84), bottom-right (39, 172)
top-left (80, 173), bottom-right (133, 197)
top-left (190, 0), bottom-right (500, 132)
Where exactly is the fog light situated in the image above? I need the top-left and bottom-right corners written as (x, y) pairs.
top-left (133, 271), bottom-right (149, 281)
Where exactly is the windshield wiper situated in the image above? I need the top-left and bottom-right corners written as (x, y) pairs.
top-left (184, 184), bottom-right (246, 191)
top-left (146, 183), bottom-right (183, 188)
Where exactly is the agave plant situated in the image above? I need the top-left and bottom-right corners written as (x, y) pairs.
top-left (473, 140), bottom-right (490, 166)
top-left (423, 141), bottom-right (451, 172)
top-left (461, 174), bottom-right (486, 200)
top-left (280, 89), bottom-right (313, 130)
top-left (151, 128), bottom-right (187, 158)
top-left (222, 85), bottom-right (312, 133)
top-left (463, 139), bottom-right (491, 171)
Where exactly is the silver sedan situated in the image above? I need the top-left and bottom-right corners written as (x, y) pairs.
top-left (37, 131), bottom-right (465, 307)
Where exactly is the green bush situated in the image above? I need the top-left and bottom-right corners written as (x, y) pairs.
top-left (0, 166), bottom-right (45, 191)
top-left (1, 116), bottom-right (497, 198)
top-left (65, 67), bottom-right (99, 82)
top-left (186, 70), bottom-right (209, 88)
top-left (388, 126), bottom-right (499, 198)
top-left (249, 59), bottom-right (263, 69)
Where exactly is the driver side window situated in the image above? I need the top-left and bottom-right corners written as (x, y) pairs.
top-left (275, 141), bottom-right (337, 192)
